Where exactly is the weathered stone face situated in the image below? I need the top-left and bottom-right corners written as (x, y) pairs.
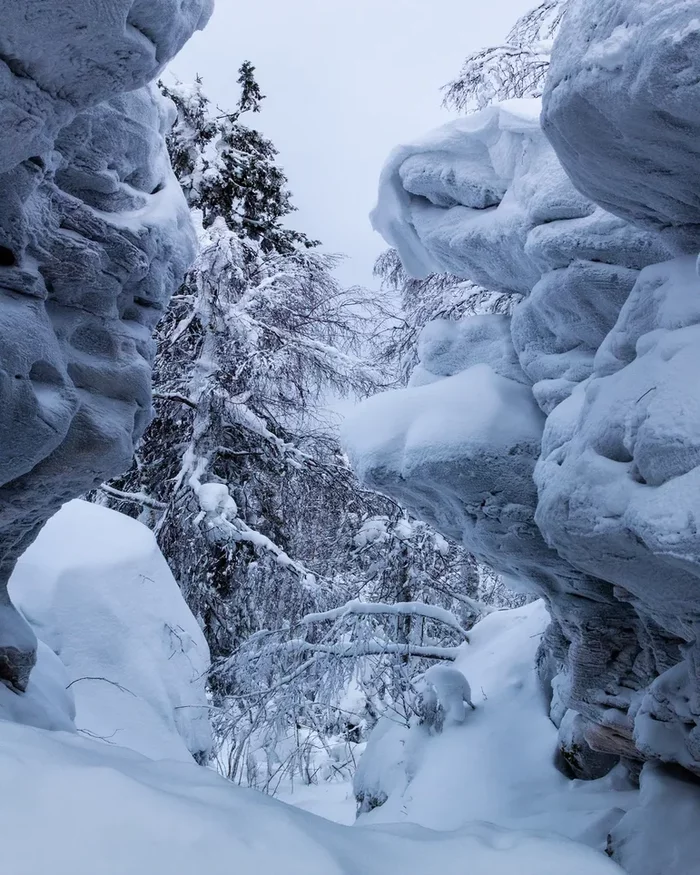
top-left (0, 0), bottom-right (212, 689)
top-left (349, 0), bottom-right (700, 791)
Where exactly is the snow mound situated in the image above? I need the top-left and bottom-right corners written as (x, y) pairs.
top-left (0, 641), bottom-right (75, 733)
top-left (0, 718), bottom-right (623, 875)
top-left (355, 601), bottom-right (700, 875)
top-left (9, 500), bottom-right (211, 763)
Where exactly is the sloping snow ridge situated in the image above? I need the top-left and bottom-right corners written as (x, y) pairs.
top-left (0, 718), bottom-right (624, 875)
top-left (357, 604), bottom-right (630, 840)
top-left (9, 500), bottom-right (211, 762)
top-left (357, 602), bottom-right (700, 875)
top-left (344, 1), bottom-right (700, 871)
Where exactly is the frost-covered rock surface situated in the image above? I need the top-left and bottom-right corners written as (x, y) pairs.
top-left (0, 0), bottom-right (211, 689)
top-left (371, 98), bottom-right (669, 415)
top-left (346, 5), bottom-right (700, 870)
top-left (9, 500), bottom-right (211, 762)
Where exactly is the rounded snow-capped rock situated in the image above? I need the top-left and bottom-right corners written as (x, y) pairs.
top-left (543, 0), bottom-right (700, 252)
top-left (557, 710), bottom-right (619, 781)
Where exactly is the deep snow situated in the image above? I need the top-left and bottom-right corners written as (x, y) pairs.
top-left (9, 500), bottom-right (211, 763)
top-left (357, 602), bottom-right (638, 844)
top-left (0, 500), bottom-right (623, 875)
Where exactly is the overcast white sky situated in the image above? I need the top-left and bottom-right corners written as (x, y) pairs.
top-left (169, 0), bottom-right (533, 287)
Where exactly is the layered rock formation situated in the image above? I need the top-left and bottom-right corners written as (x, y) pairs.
top-left (0, 0), bottom-right (212, 689)
top-left (346, 0), bottom-right (700, 794)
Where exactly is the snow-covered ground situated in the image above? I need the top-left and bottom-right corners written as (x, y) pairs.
top-left (0, 500), bottom-right (623, 874)
top-left (353, 601), bottom-right (700, 873)
top-left (0, 716), bottom-right (625, 875)
top-left (357, 602), bottom-right (637, 844)
top-left (276, 780), bottom-right (357, 825)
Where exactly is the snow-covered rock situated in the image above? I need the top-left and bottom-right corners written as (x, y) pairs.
top-left (349, 9), bottom-right (700, 868)
top-left (371, 97), bottom-right (669, 416)
top-left (536, 254), bottom-right (700, 773)
top-left (542, 0), bottom-right (700, 252)
top-left (0, 0), bottom-right (211, 688)
top-left (343, 346), bottom-right (557, 585)
top-left (9, 500), bottom-right (211, 762)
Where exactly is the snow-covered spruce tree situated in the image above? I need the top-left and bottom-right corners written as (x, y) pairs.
top-left (96, 68), bottom-right (500, 787)
top-left (443, 0), bottom-right (568, 113)
top-left (97, 67), bottom-right (381, 673)
top-left (160, 65), bottom-right (313, 254)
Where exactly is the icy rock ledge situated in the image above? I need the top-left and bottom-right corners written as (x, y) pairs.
top-left (0, 0), bottom-right (212, 688)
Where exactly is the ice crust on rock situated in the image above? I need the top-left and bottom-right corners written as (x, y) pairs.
top-left (347, 2), bottom-right (700, 857)
top-left (0, 0), bottom-right (211, 688)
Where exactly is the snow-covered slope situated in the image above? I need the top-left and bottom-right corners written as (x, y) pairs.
top-left (0, 0), bottom-right (211, 689)
top-left (0, 714), bottom-right (623, 875)
top-left (0, 501), bottom-right (624, 874)
top-left (9, 500), bottom-right (211, 762)
top-left (357, 603), bottom-right (699, 875)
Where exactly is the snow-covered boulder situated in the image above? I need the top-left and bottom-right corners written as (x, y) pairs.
top-left (0, 0), bottom-right (211, 688)
top-left (542, 0), bottom-right (700, 252)
top-left (371, 98), bottom-right (668, 416)
top-left (343, 328), bottom-right (561, 586)
top-left (9, 500), bottom-right (211, 763)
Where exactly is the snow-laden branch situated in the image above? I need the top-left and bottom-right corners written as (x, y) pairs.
top-left (234, 310), bottom-right (383, 387)
top-left (153, 391), bottom-right (199, 410)
top-left (270, 639), bottom-right (461, 661)
top-left (98, 484), bottom-right (166, 511)
top-left (300, 600), bottom-right (471, 641)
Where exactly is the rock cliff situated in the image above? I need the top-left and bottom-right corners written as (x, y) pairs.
top-left (0, 0), bottom-right (212, 689)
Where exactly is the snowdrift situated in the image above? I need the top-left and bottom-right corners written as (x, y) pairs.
top-left (9, 500), bottom-right (211, 762)
top-left (0, 718), bottom-right (624, 875)
top-left (357, 602), bottom-right (699, 875)
top-left (0, 502), bottom-right (620, 875)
